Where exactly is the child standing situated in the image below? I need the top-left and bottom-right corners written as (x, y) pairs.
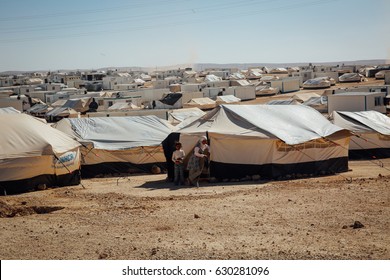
top-left (172, 142), bottom-right (185, 186)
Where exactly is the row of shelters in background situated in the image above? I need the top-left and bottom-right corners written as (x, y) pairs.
top-left (1, 63), bottom-right (390, 123)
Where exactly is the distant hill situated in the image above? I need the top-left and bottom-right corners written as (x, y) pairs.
top-left (1, 59), bottom-right (387, 75)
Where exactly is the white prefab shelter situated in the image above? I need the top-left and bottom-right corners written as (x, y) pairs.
top-left (164, 104), bottom-right (350, 180)
top-left (332, 111), bottom-right (390, 159)
top-left (328, 92), bottom-right (386, 114)
top-left (0, 114), bottom-right (81, 194)
top-left (53, 115), bottom-right (175, 177)
top-left (225, 86), bottom-right (256, 100)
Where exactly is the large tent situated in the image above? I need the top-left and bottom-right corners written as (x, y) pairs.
top-left (0, 114), bottom-right (81, 194)
top-left (164, 104), bottom-right (350, 180)
top-left (332, 111), bottom-right (390, 159)
top-left (53, 115), bottom-right (175, 177)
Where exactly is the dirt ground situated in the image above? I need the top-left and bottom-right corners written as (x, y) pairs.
top-left (1, 158), bottom-right (389, 260)
top-left (1, 78), bottom-right (389, 260)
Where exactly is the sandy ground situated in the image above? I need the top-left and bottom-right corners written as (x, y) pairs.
top-left (1, 159), bottom-right (389, 260)
top-left (1, 78), bottom-right (389, 260)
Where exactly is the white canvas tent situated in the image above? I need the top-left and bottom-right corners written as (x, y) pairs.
top-left (215, 95), bottom-right (241, 105)
top-left (183, 97), bottom-right (217, 110)
top-left (53, 115), bottom-right (175, 177)
top-left (164, 104), bottom-right (350, 180)
top-left (332, 111), bottom-right (390, 159)
top-left (167, 107), bottom-right (206, 125)
top-left (107, 102), bottom-right (140, 111)
top-left (0, 114), bottom-right (81, 194)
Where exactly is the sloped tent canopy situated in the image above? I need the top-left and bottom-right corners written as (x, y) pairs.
top-left (167, 107), bottom-right (206, 125)
top-left (46, 106), bottom-right (78, 118)
top-left (154, 93), bottom-right (183, 109)
top-left (107, 102), bottom-right (140, 111)
top-left (0, 107), bottom-right (21, 114)
top-left (266, 99), bottom-right (301, 105)
top-left (183, 97), bottom-right (217, 110)
top-left (27, 103), bottom-right (53, 115)
top-left (292, 92), bottom-right (321, 102)
top-left (302, 96), bottom-right (328, 113)
top-left (163, 105), bottom-right (350, 180)
top-left (0, 114), bottom-right (81, 194)
top-left (63, 97), bottom-right (93, 113)
top-left (216, 95), bottom-right (241, 105)
top-left (53, 115), bottom-right (175, 177)
top-left (332, 111), bottom-right (390, 159)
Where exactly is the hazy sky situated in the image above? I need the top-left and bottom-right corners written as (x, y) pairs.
top-left (0, 0), bottom-right (389, 71)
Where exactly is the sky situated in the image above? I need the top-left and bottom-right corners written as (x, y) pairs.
top-left (0, 0), bottom-right (389, 71)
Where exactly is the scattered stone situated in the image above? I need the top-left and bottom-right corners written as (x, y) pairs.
top-left (21, 201), bottom-right (27, 205)
top-left (151, 248), bottom-right (157, 255)
top-left (37, 184), bottom-right (47, 190)
top-left (151, 165), bottom-right (161, 174)
top-left (194, 214), bottom-right (200, 219)
top-left (351, 221), bottom-right (364, 229)
top-left (98, 253), bottom-right (108, 259)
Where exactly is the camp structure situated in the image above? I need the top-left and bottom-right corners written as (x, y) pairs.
top-left (53, 115), bottom-right (175, 177)
top-left (0, 114), bottom-right (81, 194)
top-left (167, 107), bottom-right (206, 126)
top-left (107, 102), bottom-right (140, 111)
top-left (292, 92), bottom-right (321, 103)
top-left (302, 96), bottom-right (328, 113)
top-left (183, 97), bottom-right (217, 110)
top-left (154, 93), bottom-right (183, 109)
top-left (332, 111), bottom-right (390, 159)
top-left (302, 77), bottom-right (332, 89)
top-left (266, 99), bottom-right (301, 105)
top-left (215, 95), bottom-right (241, 105)
top-left (339, 73), bottom-right (364, 83)
top-left (163, 104), bottom-right (350, 181)
top-left (45, 106), bottom-right (79, 122)
top-left (27, 103), bottom-right (53, 117)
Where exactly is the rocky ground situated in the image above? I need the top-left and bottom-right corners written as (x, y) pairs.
top-left (1, 159), bottom-right (389, 260)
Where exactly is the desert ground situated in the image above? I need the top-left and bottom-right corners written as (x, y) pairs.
top-left (1, 78), bottom-right (389, 260)
top-left (1, 159), bottom-right (389, 260)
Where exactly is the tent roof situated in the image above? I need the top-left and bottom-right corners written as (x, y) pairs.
top-left (179, 104), bottom-right (346, 145)
top-left (46, 106), bottom-right (78, 117)
top-left (168, 107), bottom-right (206, 123)
top-left (332, 111), bottom-right (390, 135)
top-left (54, 115), bottom-right (175, 150)
top-left (266, 99), bottom-right (300, 105)
top-left (107, 102), bottom-right (139, 110)
top-left (216, 95), bottom-right (241, 104)
top-left (0, 107), bottom-right (21, 114)
top-left (292, 92), bottom-right (321, 102)
top-left (27, 103), bottom-right (52, 114)
top-left (0, 114), bottom-right (80, 159)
